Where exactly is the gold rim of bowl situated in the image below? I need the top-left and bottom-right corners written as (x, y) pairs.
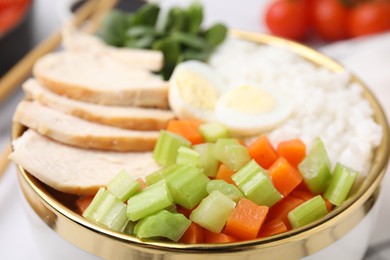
top-left (12, 30), bottom-right (390, 259)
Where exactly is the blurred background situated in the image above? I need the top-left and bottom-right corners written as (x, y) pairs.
top-left (1, 0), bottom-right (390, 259)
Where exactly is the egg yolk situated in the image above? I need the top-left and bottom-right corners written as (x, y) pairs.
top-left (221, 85), bottom-right (276, 114)
top-left (174, 70), bottom-right (219, 110)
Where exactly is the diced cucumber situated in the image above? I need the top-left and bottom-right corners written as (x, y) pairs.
top-left (145, 164), bottom-right (180, 186)
top-left (165, 164), bottom-right (209, 209)
top-left (97, 199), bottom-right (128, 232)
top-left (298, 137), bottom-right (332, 194)
top-left (194, 143), bottom-right (219, 177)
top-left (107, 170), bottom-right (141, 202)
top-left (324, 163), bottom-right (359, 206)
top-left (287, 195), bottom-right (328, 228)
top-left (215, 138), bottom-right (251, 171)
top-left (190, 190), bottom-right (236, 233)
top-left (232, 160), bottom-right (282, 207)
top-left (134, 210), bottom-right (191, 242)
top-left (176, 146), bottom-right (201, 167)
top-left (199, 122), bottom-right (229, 142)
top-left (206, 180), bottom-right (244, 203)
top-left (153, 130), bottom-right (191, 166)
top-left (127, 181), bottom-right (173, 221)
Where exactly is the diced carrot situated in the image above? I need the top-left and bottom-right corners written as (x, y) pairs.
top-left (176, 205), bottom-right (192, 218)
top-left (268, 157), bottom-right (303, 197)
top-left (179, 222), bottom-right (205, 244)
top-left (290, 190), bottom-right (315, 202)
top-left (258, 219), bottom-right (288, 238)
top-left (215, 164), bottom-right (236, 185)
top-left (294, 181), bottom-right (311, 192)
top-left (324, 198), bottom-right (334, 212)
top-left (203, 229), bottom-right (239, 243)
top-left (267, 195), bottom-right (304, 230)
top-left (223, 198), bottom-right (269, 240)
top-left (166, 120), bottom-right (204, 145)
top-left (277, 139), bottom-right (306, 168)
top-left (75, 195), bottom-right (94, 215)
top-left (248, 135), bottom-right (278, 169)
top-left (136, 177), bottom-right (148, 190)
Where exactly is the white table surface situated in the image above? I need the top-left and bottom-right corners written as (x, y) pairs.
top-left (1, 0), bottom-right (390, 259)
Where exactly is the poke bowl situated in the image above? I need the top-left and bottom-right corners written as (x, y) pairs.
top-left (11, 29), bottom-right (390, 260)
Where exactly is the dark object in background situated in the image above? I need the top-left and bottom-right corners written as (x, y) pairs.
top-left (0, 0), bottom-right (34, 77)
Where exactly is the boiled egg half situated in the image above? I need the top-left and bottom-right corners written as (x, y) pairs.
top-left (215, 85), bottom-right (293, 137)
top-left (168, 60), bottom-right (225, 122)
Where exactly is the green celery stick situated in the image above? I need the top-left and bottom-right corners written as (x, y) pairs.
top-left (176, 146), bottom-right (201, 167)
top-left (288, 195), bottom-right (328, 228)
top-left (84, 188), bottom-right (118, 223)
top-left (190, 190), bottom-right (236, 233)
top-left (127, 181), bottom-right (173, 221)
top-left (199, 122), bottom-right (230, 143)
top-left (153, 130), bottom-right (191, 166)
top-left (123, 220), bottom-right (137, 235)
top-left (83, 187), bottom-right (109, 221)
top-left (97, 199), bottom-right (128, 232)
top-left (194, 143), bottom-right (219, 177)
top-left (107, 170), bottom-right (141, 202)
top-left (324, 163), bottom-right (359, 206)
top-left (145, 165), bottom-right (180, 186)
top-left (215, 138), bottom-right (251, 171)
top-left (206, 180), bottom-right (244, 203)
top-left (134, 210), bottom-right (191, 242)
top-left (232, 160), bottom-right (282, 207)
top-left (298, 137), bottom-right (332, 194)
top-left (165, 165), bottom-right (210, 209)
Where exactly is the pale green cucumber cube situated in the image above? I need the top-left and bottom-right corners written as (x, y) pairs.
top-left (324, 163), bottom-right (359, 206)
top-left (97, 199), bottom-right (128, 232)
top-left (176, 146), bottom-right (201, 167)
top-left (288, 195), bottom-right (328, 228)
top-left (166, 165), bottom-right (209, 209)
top-left (190, 190), bottom-right (236, 233)
top-left (232, 160), bottom-right (282, 207)
top-left (206, 180), bottom-right (244, 203)
top-left (153, 130), bottom-right (191, 166)
top-left (127, 181), bottom-right (173, 221)
top-left (134, 210), bottom-right (191, 242)
top-left (298, 137), bottom-right (332, 194)
top-left (215, 139), bottom-right (251, 171)
top-left (194, 143), bottom-right (219, 177)
top-left (107, 170), bottom-right (141, 202)
top-left (199, 122), bottom-right (230, 142)
top-left (145, 165), bottom-right (180, 186)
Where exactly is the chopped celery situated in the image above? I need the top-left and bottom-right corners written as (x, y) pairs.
top-left (83, 187), bottom-right (109, 221)
top-left (287, 195), bottom-right (328, 228)
top-left (324, 163), bottom-right (358, 206)
top-left (165, 164), bottom-right (209, 209)
top-left (127, 181), bottom-right (173, 221)
top-left (97, 199), bottom-right (128, 232)
top-left (134, 210), bottom-right (191, 242)
top-left (190, 190), bottom-right (236, 233)
top-left (145, 164), bottom-right (180, 186)
top-left (232, 160), bottom-right (282, 207)
top-left (215, 138), bottom-right (251, 171)
top-left (206, 179), bottom-right (244, 203)
top-left (298, 137), bottom-right (332, 194)
top-left (107, 170), bottom-right (141, 202)
top-left (194, 143), bottom-right (219, 177)
top-left (176, 146), bottom-right (201, 167)
top-left (153, 130), bottom-right (191, 166)
top-left (123, 220), bottom-right (137, 235)
top-left (199, 122), bottom-right (230, 142)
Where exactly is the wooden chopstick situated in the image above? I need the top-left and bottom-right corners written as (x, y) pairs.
top-left (0, 143), bottom-right (12, 179)
top-left (0, 0), bottom-right (116, 103)
top-left (0, 0), bottom-right (118, 179)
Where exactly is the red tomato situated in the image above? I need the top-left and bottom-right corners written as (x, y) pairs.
top-left (347, 2), bottom-right (390, 38)
top-left (311, 0), bottom-right (349, 41)
top-left (264, 0), bottom-right (308, 41)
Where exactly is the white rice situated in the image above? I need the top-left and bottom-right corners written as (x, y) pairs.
top-left (208, 38), bottom-right (383, 175)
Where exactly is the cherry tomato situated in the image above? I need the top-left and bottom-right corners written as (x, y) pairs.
top-left (311, 0), bottom-right (349, 41)
top-left (347, 1), bottom-right (390, 38)
top-left (264, 0), bottom-right (308, 41)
